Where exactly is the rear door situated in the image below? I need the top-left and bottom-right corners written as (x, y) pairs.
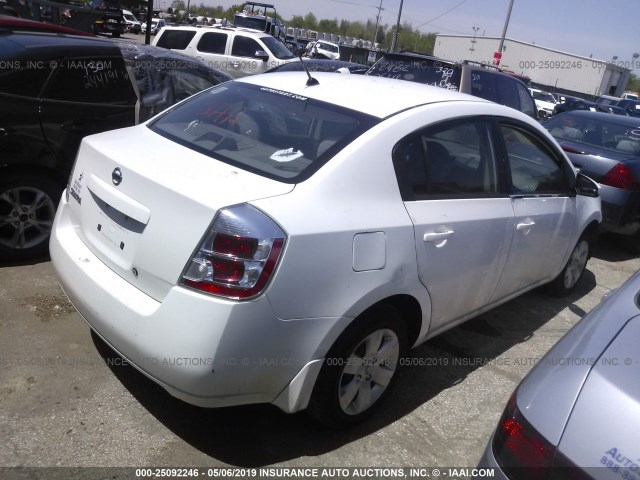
top-left (490, 120), bottom-right (576, 301)
top-left (394, 117), bottom-right (514, 331)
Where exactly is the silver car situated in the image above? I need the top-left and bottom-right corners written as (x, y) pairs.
top-left (479, 269), bottom-right (640, 478)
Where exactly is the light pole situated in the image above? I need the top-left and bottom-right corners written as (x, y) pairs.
top-left (372, 0), bottom-right (383, 46)
top-left (390, 0), bottom-right (404, 52)
top-left (469, 26), bottom-right (479, 52)
top-left (495, 0), bottom-right (514, 66)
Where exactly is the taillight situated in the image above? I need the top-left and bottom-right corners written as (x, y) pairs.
top-left (180, 204), bottom-right (286, 300)
top-left (492, 391), bottom-right (555, 480)
top-left (601, 163), bottom-right (639, 190)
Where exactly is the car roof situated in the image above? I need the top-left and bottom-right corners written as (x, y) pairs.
top-left (0, 30), bottom-right (119, 59)
top-left (162, 24), bottom-right (269, 37)
top-left (556, 109), bottom-right (640, 125)
top-left (0, 14), bottom-right (93, 36)
top-left (238, 71), bottom-right (489, 118)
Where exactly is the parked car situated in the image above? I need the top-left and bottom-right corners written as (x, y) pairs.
top-left (141, 17), bottom-right (165, 35)
top-left (528, 88), bottom-right (557, 119)
top-left (553, 97), bottom-right (597, 115)
top-left (596, 94), bottom-right (622, 106)
top-left (265, 58), bottom-right (368, 74)
top-left (0, 31), bottom-right (231, 259)
top-left (153, 25), bottom-right (296, 78)
top-left (90, 0), bottom-right (126, 38)
top-left (122, 9), bottom-right (141, 34)
top-left (615, 99), bottom-right (640, 117)
top-left (305, 40), bottom-right (341, 60)
top-left (552, 93), bottom-right (581, 104)
top-left (479, 268), bottom-right (640, 478)
top-left (51, 72), bottom-right (600, 428)
top-left (366, 52), bottom-right (537, 118)
top-left (544, 110), bottom-right (640, 250)
top-left (621, 92), bottom-right (639, 101)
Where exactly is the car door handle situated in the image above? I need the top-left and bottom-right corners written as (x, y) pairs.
top-left (516, 220), bottom-right (536, 232)
top-left (423, 230), bottom-right (455, 248)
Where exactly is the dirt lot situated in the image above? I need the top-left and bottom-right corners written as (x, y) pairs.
top-left (0, 234), bottom-right (638, 477)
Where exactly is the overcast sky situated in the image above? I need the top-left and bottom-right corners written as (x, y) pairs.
top-left (209, 0), bottom-right (639, 73)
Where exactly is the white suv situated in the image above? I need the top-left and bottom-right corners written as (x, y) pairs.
top-left (529, 88), bottom-right (557, 119)
top-left (154, 25), bottom-right (296, 78)
top-left (306, 40), bottom-right (341, 60)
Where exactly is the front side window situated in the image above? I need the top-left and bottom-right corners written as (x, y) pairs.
top-left (393, 119), bottom-right (498, 200)
top-left (149, 83), bottom-right (378, 182)
top-left (261, 36), bottom-right (295, 59)
top-left (231, 36), bottom-right (262, 58)
top-left (501, 124), bottom-right (569, 194)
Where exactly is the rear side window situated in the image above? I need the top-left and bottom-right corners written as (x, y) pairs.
top-left (471, 70), bottom-right (498, 103)
top-left (149, 83), bottom-right (379, 183)
top-left (393, 119), bottom-right (498, 200)
top-left (495, 74), bottom-right (519, 110)
top-left (516, 83), bottom-right (536, 118)
top-left (197, 32), bottom-right (227, 54)
top-left (42, 56), bottom-right (136, 104)
top-left (501, 125), bottom-right (569, 194)
top-left (367, 55), bottom-right (461, 91)
top-left (156, 30), bottom-right (196, 50)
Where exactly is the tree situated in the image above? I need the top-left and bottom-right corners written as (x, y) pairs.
top-left (303, 12), bottom-right (317, 30)
top-left (289, 15), bottom-right (305, 28)
top-left (627, 73), bottom-right (640, 93)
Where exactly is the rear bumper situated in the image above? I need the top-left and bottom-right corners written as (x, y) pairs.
top-left (50, 195), bottom-right (339, 411)
top-left (599, 184), bottom-right (640, 235)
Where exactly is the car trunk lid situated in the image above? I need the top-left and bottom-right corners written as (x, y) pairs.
top-left (67, 125), bottom-right (294, 302)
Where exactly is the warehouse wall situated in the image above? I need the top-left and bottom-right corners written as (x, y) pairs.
top-left (433, 35), bottom-right (629, 97)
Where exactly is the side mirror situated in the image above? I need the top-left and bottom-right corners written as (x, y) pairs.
top-left (254, 50), bottom-right (269, 62)
top-left (576, 172), bottom-right (599, 198)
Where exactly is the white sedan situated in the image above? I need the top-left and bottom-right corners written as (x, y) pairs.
top-left (50, 73), bottom-right (601, 427)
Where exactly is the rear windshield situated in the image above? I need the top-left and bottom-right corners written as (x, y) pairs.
top-left (149, 82), bottom-right (379, 182)
top-left (367, 55), bottom-right (461, 91)
top-left (545, 114), bottom-right (640, 155)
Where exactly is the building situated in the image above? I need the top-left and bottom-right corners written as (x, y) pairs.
top-left (433, 34), bottom-right (631, 98)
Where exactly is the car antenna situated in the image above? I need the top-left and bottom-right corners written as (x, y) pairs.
top-left (298, 53), bottom-right (319, 86)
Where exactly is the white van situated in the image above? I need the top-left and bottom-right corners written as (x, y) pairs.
top-left (122, 9), bottom-right (141, 34)
top-left (154, 25), bottom-right (296, 78)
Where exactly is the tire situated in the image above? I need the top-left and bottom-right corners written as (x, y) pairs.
top-left (307, 305), bottom-right (407, 428)
top-left (0, 172), bottom-right (61, 260)
top-left (549, 236), bottom-right (590, 295)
